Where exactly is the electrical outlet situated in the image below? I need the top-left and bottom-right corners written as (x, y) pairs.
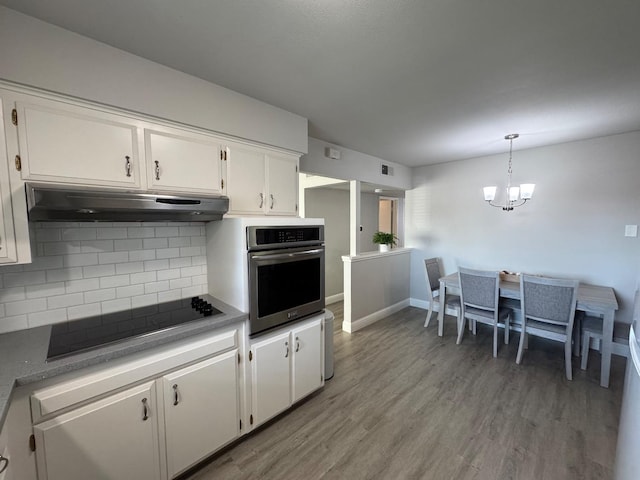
top-left (625, 225), bottom-right (638, 237)
top-left (381, 164), bottom-right (388, 175)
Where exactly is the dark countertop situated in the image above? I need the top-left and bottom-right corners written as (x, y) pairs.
top-left (0, 295), bottom-right (247, 429)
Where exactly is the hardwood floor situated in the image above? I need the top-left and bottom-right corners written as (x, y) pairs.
top-left (186, 303), bottom-right (625, 480)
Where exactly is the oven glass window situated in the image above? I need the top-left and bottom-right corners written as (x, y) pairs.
top-left (257, 257), bottom-right (321, 317)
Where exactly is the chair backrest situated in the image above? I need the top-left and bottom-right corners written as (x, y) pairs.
top-left (459, 267), bottom-right (500, 312)
top-left (520, 274), bottom-right (579, 327)
top-left (424, 258), bottom-right (442, 301)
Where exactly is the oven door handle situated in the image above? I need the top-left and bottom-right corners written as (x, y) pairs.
top-left (251, 249), bottom-right (324, 261)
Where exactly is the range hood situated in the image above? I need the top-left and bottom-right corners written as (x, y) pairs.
top-left (26, 183), bottom-right (229, 222)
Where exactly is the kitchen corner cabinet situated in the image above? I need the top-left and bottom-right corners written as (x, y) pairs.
top-left (11, 95), bottom-right (142, 189)
top-left (33, 382), bottom-right (161, 480)
top-left (226, 141), bottom-right (299, 216)
top-left (250, 316), bottom-right (324, 427)
top-left (161, 350), bottom-right (239, 479)
top-left (145, 128), bottom-right (225, 196)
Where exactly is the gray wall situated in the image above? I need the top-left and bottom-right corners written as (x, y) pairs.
top-left (406, 131), bottom-right (640, 324)
top-left (304, 188), bottom-right (381, 297)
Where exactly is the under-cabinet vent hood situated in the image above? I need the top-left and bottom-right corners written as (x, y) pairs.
top-left (25, 183), bottom-right (229, 222)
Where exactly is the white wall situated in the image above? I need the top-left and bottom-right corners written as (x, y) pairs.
top-left (0, 7), bottom-right (307, 153)
top-left (406, 131), bottom-right (640, 323)
top-left (0, 222), bottom-right (208, 334)
top-left (301, 137), bottom-right (412, 189)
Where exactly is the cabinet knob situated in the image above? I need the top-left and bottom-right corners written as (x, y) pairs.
top-left (154, 160), bottom-right (161, 181)
top-left (285, 341), bottom-right (289, 358)
top-left (125, 156), bottom-right (132, 177)
top-left (270, 194), bottom-right (274, 210)
top-left (0, 454), bottom-right (8, 474)
top-left (295, 336), bottom-right (300, 352)
top-left (259, 193), bottom-right (264, 209)
top-left (141, 397), bottom-right (149, 421)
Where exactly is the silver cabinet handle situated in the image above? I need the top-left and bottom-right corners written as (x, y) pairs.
top-left (295, 336), bottom-right (300, 352)
top-left (270, 194), bottom-right (274, 210)
top-left (125, 156), bottom-right (132, 177)
top-left (285, 341), bottom-right (289, 358)
top-left (0, 455), bottom-right (8, 474)
top-left (141, 397), bottom-right (149, 421)
top-left (154, 160), bottom-right (161, 181)
top-left (172, 384), bottom-right (179, 406)
top-left (259, 193), bottom-right (264, 208)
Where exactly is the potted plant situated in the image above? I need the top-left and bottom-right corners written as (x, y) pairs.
top-left (372, 231), bottom-right (397, 252)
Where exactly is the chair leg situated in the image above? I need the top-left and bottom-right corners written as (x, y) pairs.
top-left (504, 314), bottom-right (510, 345)
top-left (472, 319), bottom-right (477, 335)
top-left (572, 315), bottom-right (581, 357)
top-left (437, 309), bottom-right (444, 337)
top-left (493, 324), bottom-right (498, 358)
top-left (565, 340), bottom-right (573, 380)
top-left (581, 332), bottom-right (590, 370)
top-left (516, 323), bottom-right (526, 364)
top-left (424, 303), bottom-right (434, 328)
top-left (456, 316), bottom-right (465, 345)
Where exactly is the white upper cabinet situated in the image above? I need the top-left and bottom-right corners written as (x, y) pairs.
top-left (226, 140), bottom-right (299, 216)
top-left (145, 128), bottom-right (225, 196)
top-left (13, 96), bottom-right (142, 188)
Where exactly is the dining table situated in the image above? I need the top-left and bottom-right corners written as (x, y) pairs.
top-left (438, 272), bottom-right (619, 388)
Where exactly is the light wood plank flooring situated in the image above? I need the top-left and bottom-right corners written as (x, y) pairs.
top-left (186, 303), bottom-right (625, 479)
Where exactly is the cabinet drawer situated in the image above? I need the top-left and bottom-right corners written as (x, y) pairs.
top-left (31, 328), bottom-right (237, 422)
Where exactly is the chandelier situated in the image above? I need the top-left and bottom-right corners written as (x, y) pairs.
top-left (483, 134), bottom-right (535, 211)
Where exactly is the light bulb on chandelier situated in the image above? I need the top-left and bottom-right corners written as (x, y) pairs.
top-left (483, 133), bottom-right (535, 211)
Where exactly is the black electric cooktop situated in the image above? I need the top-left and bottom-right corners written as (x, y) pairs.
top-left (47, 295), bottom-right (222, 361)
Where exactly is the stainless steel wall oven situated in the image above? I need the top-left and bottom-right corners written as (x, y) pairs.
top-left (247, 225), bottom-right (325, 336)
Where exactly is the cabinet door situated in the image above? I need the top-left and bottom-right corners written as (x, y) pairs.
top-left (162, 350), bottom-right (239, 479)
top-left (292, 319), bottom-right (324, 402)
top-left (251, 331), bottom-right (291, 425)
top-left (14, 97), bottom-right (141, 188)
top-left (266, 153), bottom-right (298, 216)
top-left (33, 382), bottom-right (160, 480)
top-left (0, 97), bottom-right (19, 264)
top-left (145, 129), bottom-right (224, 195)
top-left (226, 141), bottom-right (266, 214)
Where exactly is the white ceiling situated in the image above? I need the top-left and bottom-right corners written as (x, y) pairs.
top-left (2, 0), bottom-right (640, 167)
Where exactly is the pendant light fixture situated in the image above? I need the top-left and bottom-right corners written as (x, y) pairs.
top-left (483, 133), bottom-right (535, 211)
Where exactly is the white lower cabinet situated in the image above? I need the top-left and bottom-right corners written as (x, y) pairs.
top-left (161, 350), bottom-right (239, 479)
top-left (250, 316), bottom-right (324, 427)
top-left (33, 382), bottom-right (161, 480)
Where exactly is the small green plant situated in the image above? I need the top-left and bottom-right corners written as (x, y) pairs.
top-left (372, 231), bottom-right (397, 246)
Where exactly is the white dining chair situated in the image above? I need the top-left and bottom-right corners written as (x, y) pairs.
top-left (517, 275), bottom-right (579, 380)
top-left (457, 267), bottom-right (513, 357)
top-left (423, 258), bottom-right (461, 336)
top-left (580, 315), bottom-right (630, 370)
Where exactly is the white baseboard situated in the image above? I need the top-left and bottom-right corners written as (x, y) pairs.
top-left (343, 299), bottom-right (410, 333)
top-left (325, 293), bottom-right (344, 305)
top-left (410, 298), bottom-right (429, 310)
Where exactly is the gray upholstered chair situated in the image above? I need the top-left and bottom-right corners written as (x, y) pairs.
top-left (457, 267), bottom-right (513, 357)
top-left (580, 315), bottom-right (630, 370)
top-left (423, 258), bottom-right (461, 336)
top-left (516, 275), bottom-right (579, 380)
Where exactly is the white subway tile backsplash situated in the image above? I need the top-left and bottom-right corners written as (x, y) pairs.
top-left (114, 239), bottom-right (143, 251)
top-left (0, 222), bottom-right (208, 333)
top-left (130, 271), bottom-right (157, 285)
top-left (66, 278), bottom-right (101, 293)
top-left (62, 228), bottom-right (97, 241)
top-left (84, 288), bottom-right (116, 304)
top-left (115, 262), bottom-right (144, 275)
top-left (83, 264), bottom-right (116, 278)
top-left (97, 227), bottom-right (128, 240)
top-left (143, 238), bottom-right (168, 249)
top-left (98, 251), bottom-right (130, 264)
top-left (144, 259), bottom-right (169, 271)
top-left (6, 298), bottom-right (47, 316)
top-left (47, 267), bottom-right (83, 282)
top-left (68, 303), bottom-right (101, 320)
top-left (47, 293), bottom-right (84, 309)
top-left (26, 282), bottom-right (66, 299)
top-left (4, 271), bottom-right (46, 288)
top-left (64, 253), bottom-right (99, 268)
top-left (99, 275), bottom-right (131, 289)
top-left (129, 250), bottom-right (156, 262)
top-left (116, 284), bottom-right (145, 298)
top-left (80, 240), bottom-right (115, 253)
